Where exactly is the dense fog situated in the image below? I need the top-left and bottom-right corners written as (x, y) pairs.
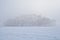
top-left (0, 0), bottom-right (60, 26)
top-left (0, 0), bottom-right (60, 40)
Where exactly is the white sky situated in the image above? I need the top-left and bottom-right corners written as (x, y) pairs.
top-left (0, 0), bottom-right (60, 25)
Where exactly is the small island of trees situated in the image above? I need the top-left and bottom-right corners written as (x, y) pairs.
top-left (4, 14), bottom-right (56, 26)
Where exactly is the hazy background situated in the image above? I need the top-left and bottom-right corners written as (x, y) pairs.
top-left (0, 0), bottom-right (60, 26)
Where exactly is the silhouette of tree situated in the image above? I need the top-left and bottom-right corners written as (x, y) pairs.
top-left (4, 14), bottom-right (56, 26)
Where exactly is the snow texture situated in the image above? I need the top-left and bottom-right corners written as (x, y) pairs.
top-left (0, 26), bottom-right (60, 40)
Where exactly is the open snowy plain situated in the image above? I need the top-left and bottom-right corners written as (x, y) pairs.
top-left (0, 26), bottom-right (60, 40)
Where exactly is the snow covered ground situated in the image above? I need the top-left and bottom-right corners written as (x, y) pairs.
top-left (0, 26), bottom-right (60, 40)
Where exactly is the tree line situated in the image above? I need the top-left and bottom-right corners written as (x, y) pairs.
top-left (4, 14), bottom-right (56, 26)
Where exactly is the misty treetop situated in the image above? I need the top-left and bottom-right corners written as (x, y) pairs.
top-left (4, 14), bottom-right (56, 26)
